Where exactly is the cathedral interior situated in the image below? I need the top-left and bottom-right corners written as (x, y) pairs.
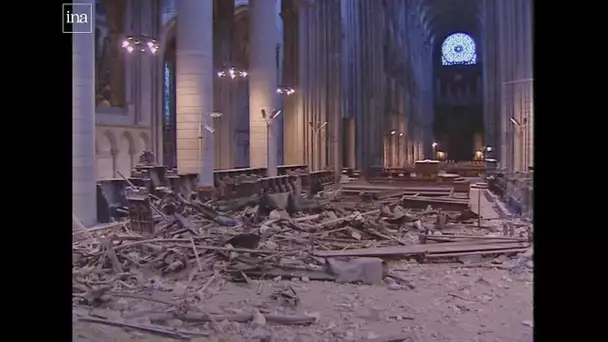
top-left (73, 1), bottom-right (534, 339)
top-left (73, 0), bottom-right (533, 226)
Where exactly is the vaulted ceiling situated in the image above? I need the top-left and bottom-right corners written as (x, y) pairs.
top-left (416, 0), bottom-right (482, 46)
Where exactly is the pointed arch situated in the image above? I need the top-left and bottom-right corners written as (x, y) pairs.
top-left (139, 132), bottom-right (150, 151)
top-left (96, 130), bottom-right (116, 179)
top-left (117, 131), bottom-right (135, 175)
top-left (96, 130), bottom-right (116, 154)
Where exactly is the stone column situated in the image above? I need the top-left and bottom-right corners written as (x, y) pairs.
top-left (213, 0), bottom-right (236, 169)
top-left (249, 0), bottom-right (279, 176)
top-left (136, 0), bottom-right (154, 126)
top-left (524, 0), bottom-right (533, 169)
top-left (73, 0), bottom-right (97, 226)
top-left (281, 5), bottom-right (303, 166)
top-left (105, 0), bottom-right (126, 107)
top-left (176, 0), bottom-right (214, 187)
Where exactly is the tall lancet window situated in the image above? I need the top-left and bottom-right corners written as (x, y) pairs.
top-left (441, 32), bottom-right (477, 66)
top-left (162, 60), bottom-right (177, 168)
top-left (163, 61), bottom-right (173, 125)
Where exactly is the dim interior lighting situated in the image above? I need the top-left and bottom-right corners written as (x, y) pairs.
top-left (122, 36), bottom-right (159, 54)
top-left (217, 67), bottom-right (247, 79)
top-left (399, 132), bottom-right (404, 137)
top-left (510, 117), bottom-right (521, 126)
top-left (390, 130), bottom-right (396, 136)
top-left (432, 142), bottom-right (438, 148)
top-left (276, 86), bottom-right (295, 96)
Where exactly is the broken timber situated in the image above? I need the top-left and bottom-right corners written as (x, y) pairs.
top-left (401, 196), bottom-right (468, 211)
top-left (313, 240), bottom-right (529, 258)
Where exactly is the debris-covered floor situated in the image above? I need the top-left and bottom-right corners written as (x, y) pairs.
top-left (73, 181), bottom-right (533, 342)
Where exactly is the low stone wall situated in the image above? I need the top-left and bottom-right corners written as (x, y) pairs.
top-left (487, 172), bottom-right (533, 219)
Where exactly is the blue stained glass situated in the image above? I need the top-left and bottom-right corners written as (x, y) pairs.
top-left (441, 32), bottom-right (477, 66)
top-left (163, 62), bottom-right (172, 124)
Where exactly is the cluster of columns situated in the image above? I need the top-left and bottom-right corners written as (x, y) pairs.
top-left (173, 0), bottom-right (436, 180)
top-left (282, 0), bottom-right (343, 173)
top-left (175, 0), bottom-right (281, 181)
top-left (338, 0), bottom-right (433, 171)
top-left (72, 0), bottom-right (439, 225)
top-left (482, 0), bottom-right (533, 172)
top-left (212, 0), bottom-right (237, 170)
top-left (406, 1), bottom-right (434, 161)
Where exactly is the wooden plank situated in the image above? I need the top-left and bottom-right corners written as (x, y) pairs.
top-left (425, 238), bottom-right (527, 246)
top-left (342, 190), bottom-right (451, 198)
top-left (425, 248), bottom-right (528, 258)
top-left (428, 234), bottom-right (526, 241)
top-left (344, 185), bottom-right (454, 192)
top-left (401, 196), bottom-right (469, 211)
top-left (313, 241), bottom-right (529, 258)
top-left (402, 196), bottom-right (467, 203)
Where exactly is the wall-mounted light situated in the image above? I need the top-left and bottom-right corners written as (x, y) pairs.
top-left (270, 109), bottom-right (283, 120)
top-left (399, 132), bottom-right (404, 137)
top-left (486, 146), bottom-right (493, 152)
top-left (277, 86), bottom-right (295, 96)
top-left (261, 109), bottom-right (283, 124)
top-left (217, 67), bottom-right (247, 79)
top-left (309, 121), bottom-right (328, 131)
top-left (390, 130), bottom-right (397, 136)
top-left (199, 112), bottom-right (218, 136)
top-left (432, 142), bottom-right (438, 148)
top-left (122, 36), bottom-right (159, 54)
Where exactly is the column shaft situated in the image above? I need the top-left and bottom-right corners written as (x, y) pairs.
top-left (73, 0), bottom-right (97, 226)
top-left (214, 0), bottom-right (236, 169)
top-left (249, 0), bottom-right (279, 175)
top-left (176, 0), bottom-right (214, 186)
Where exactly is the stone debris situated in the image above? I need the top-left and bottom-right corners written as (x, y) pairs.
top-left (73, 177), bottom-right (533, 340)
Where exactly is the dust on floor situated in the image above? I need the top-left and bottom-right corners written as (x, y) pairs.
top-left (73, 261), bottom-right (533, 342)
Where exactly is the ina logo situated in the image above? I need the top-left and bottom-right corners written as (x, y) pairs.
top-left (62, 3), bottom-right (93, 34)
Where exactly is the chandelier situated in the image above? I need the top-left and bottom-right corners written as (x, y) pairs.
top-left (217, 67), bottom-right (248, 79)
top-left (276, 86), bottom-right (295, 96)
top-left (122, 35), bottom-right (159, 54)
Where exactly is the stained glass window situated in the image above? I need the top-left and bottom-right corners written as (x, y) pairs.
top-left (163, 62), bottom-right (173, 125)
top-left (441, 32), bottom-right (477, 66)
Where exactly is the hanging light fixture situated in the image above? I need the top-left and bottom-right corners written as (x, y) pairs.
top-left (276, 86), bottom-right (295, 96)
top-left (217, 66), bottom-right (248, 79)
top-left (122, 35), bottom-right (159, 54)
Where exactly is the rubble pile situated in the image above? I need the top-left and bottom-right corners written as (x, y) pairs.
top-left (73, 181), bottom-right (533, 340)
